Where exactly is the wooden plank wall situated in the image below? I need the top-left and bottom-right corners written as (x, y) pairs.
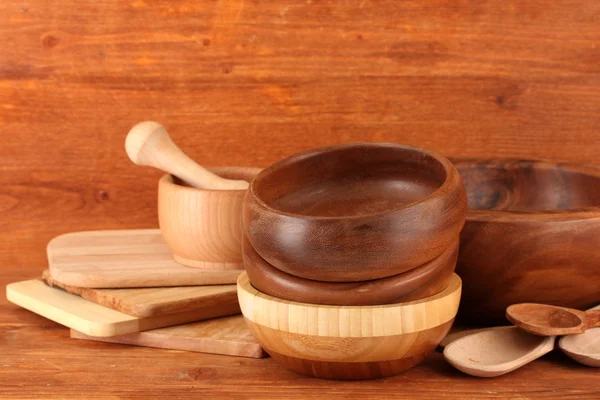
top-left (1, 0), bottom-right (599, 273)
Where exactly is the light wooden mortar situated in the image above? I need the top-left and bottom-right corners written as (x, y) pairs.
top-left (158, 167), bottom-right (261, 269)
top-left (237, 272), bottom-right (462, 380)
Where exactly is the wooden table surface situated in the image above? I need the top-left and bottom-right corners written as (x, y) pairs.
top-left (1, 267), bottom-right (598, 399)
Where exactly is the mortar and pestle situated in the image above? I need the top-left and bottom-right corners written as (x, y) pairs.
top-left (239, 143), bottom-right (468, 379)
top-left (126, 121), bottom-right (260, 269)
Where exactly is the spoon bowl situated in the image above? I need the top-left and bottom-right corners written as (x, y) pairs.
top-left (506, 303), bottom-right (600, 336)
top-left (558, 305), bottom-right (600, 367)
top-left (443, 326), bottom-right (555, 377)
top-left (559, 330), bottom-right (600, 367)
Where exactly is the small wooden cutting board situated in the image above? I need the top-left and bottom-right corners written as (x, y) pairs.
top-left (6, 280), bottom-right (240, 337)
top-left (71, 315), bottom-right (266, 359)
top-left (41, 270), bottom-right (238, 317)
top-left (47, 229), bottom-right (243, 288)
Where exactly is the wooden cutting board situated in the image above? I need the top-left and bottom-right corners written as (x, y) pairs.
top-left (71, 315), bottom-right (267, 359)
top-left (6, 280), bottom-right (240, 337)
top-left (47, 229), bottom-right (243, 288)
top-left (41, 270), bottom-right (238, 317)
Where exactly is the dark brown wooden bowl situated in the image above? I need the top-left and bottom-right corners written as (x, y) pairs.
top-left (454, 159), bottom-right (600, 325)
top-left (244, 143), bottom-right (467, 282)
top-left (242, 234), bottom-right (458, 306)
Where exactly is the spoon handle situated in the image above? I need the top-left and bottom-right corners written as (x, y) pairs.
top-left (125, 121), bottom-right (249, 191)
top-left (586, 310), bottom-right (600, 329)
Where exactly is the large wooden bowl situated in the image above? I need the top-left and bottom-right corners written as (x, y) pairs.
top-left (244, 143), bottom-right (467, 282)
top-left (455, 159), bottom-right (600, 324)
top-left (158, 167), bottom-right (261, 269)
top-left (237, 272), bottom-right (462, 380)
top-left (242, 234), bottom-right (458, 305)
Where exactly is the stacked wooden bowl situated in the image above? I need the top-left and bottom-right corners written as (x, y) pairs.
top-left (240, 143), bottom-right (468, 380)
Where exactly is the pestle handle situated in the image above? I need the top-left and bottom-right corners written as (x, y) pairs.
top-left (125, 121), bottom-right (249, 191)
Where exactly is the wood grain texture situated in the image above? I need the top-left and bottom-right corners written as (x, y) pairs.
top-left (506, 303), bottom-right (599, 336)
top-left (42, 270), bottom-right (239, 317)
top-left (6, 279), bottom-right (240, 337)
top-left (3, 0), bottom-right (600, 396)
top-left (47, 229), bottom-right (243, 287)
top-left (443, 326), bottom-right (556, 378)
top-left (439, 326), bottom-right (512, 349)
top-left (237, 272), bottom-right (461, 379)
top-left (455, 160), bottom-right (600, 324)
top-left (1, 271), bottom-right (599, 399)
top-left (126, 121), bottom-right (251, 190)
top-left (260, 321), bottom-right (454, 381)
top-left (238, 273), bottom-right (462, 336)
top-left (3, 0), bottom-right (600, 277)
top-left (242, 233), bottom-right (458, 306)
top-left (559, 332), bottom-right (600, 367)
top-left (70, 315), bottom-right (267, 359)
top-left (558, 304), bottom-right (600, 367)
top-left (159, 167), bottom-right (260, 269)
top-left (244, 143), bottom-right (467, 282)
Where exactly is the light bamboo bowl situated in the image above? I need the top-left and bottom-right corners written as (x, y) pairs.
top-left (158, 167), bottom-right (261, 269)
top-left (237, 272), bottom-right (462, 380)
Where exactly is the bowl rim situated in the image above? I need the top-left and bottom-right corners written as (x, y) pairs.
top-left (241, 232), bottom-right (459, 306)
top-left (237, 271), bottom-right (461, 310)
top-left (248, 142), bottom-right (461, 221)
top-left (159, 166), bottom-right (262, 193)
top-left (453, 158), bottom-right (600, 222)
top-left (237, 272), bottom-right (462, 336)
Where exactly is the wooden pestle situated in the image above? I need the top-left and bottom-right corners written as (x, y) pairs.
top-left (125, 121), bottom-right (249, 191)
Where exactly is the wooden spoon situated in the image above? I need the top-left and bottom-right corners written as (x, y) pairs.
top-left (438, 326), bottom-right (512, 349)
top-left (506, 303), bottom-right (600, 336)
top-left (558, 305), bottom-right (600, 367)
top-left (125, 121), bottom-right (249, 191)
top-left (443, 326), bottom-right (555, 377)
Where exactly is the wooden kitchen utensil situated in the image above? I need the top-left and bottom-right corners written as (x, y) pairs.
top-left (506, 303), bottom-right (600, 336)
top-left (158, 167), bottom-right (259, 269)
top-left (454, 159), bottom-right (600, 324)
top-left (70, 315), bottom-right (267, 359)
top-left (558, 304), bottom-right (600, 367)
top-left (42, 270), bottom-right (238, 317)
top-left (126, 121), bottom-right (249, 190)
top-left (47, 229), bottom-right (243, 288)
top-left (6, 280), bottom-right (239, 337)
top-left (558, 306), bottom-right (600, 367)
top-left (243, 234), bottom-right (458, 305)
top-left (244, 143), bottom-right (467, 282)
top-left (559, 332), bottom-right (600, 367)
top-left (438, 326), bottom-right (512, 349)
top-left (237, 272), bottom-right (462, 380)
top-left (443, 326), bottom-right (556, 378)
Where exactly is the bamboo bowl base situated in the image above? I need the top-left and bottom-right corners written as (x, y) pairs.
top-left (237, 272), bottom-right (462, 380)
